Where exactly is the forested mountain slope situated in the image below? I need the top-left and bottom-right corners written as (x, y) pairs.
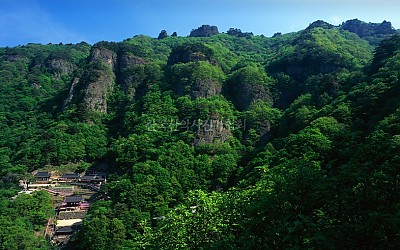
top-left (0, 20), bottom-right (399, 249)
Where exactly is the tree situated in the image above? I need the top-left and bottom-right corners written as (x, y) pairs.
top-left (79, 216), bottom-right (109, 250)
top-left (108, 218), bottom-right (126, 248)
top-left (152, 190), bottom-right (238, 249)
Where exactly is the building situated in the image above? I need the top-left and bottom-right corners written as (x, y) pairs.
top-left (60, 195), bottom-right (83, 211)
top-left (58, 173), bottom-right (80, 182)
top-left (34, 172), bottom-right (51, 183)
top-left (65, 195), bottom-right (83, 206)
top-left (80, 174), bottom-right (105, 184)
top-left (55, 226), bottom-right (75, 235)
top-left (53, 219), bottom-right (82, 244)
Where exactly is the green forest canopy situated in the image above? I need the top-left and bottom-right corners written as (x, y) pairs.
top-left (0, 19), bottom-right (400, 249)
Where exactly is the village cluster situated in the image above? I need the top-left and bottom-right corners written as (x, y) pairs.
top-left (19, 171), bottom-right (107, 246)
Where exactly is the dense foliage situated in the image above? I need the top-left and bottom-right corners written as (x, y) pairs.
top-left (0, 190), bottom-right (54, 249)
top-left (1, 20), bottom-right (400, 249)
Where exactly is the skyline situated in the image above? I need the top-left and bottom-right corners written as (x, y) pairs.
top-left (1, 0), bottom-right (400, 47)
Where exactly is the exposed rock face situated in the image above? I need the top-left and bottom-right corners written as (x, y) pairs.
top-left (171, 52), bottom-right (209, 64)
top-left (193, 119), bottom-right (231, 146)
top-left (232, 81), bottom-right (273, 111)
top-left (6, 54), bottom-right (24, 62)
top-left (89, 47), bottom-right (117, 70)
top-left (225, 66), bottom-right (273, 111)
top-left (81, 47), bottom-right (117, 113)
top-left (168, 42), bottom-right (223, 99)
top-left (189, 25), bottom-right (219, 37)
top-left (341, 19), bottom-right (397, 45)
top-left (63, 44), bottom-right (154, 114)
top-left (167, 42), bottom-right (216, 65)
top-left (157, 30), bottom-right (168, 39)
top-left (169, 60), bottom-right (224, 100)
top-left (119, 54), bottom-right (146, 69)
top-left (83, 72), bottom-right (114, 113)
top-left (172, 75), bottom-right (222, 99)
top-left (226, 28), bottom-right (253, 38)
top-left (191, 79), bottom-right (222, 99)
top-left (63, 77), bottom-right (80, 108)
top-left (118, 53), bottom-right (147, 96)
top-left (48, 58), bottom-right (75, 76)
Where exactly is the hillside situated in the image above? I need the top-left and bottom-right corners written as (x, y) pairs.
top-left (0, 19), bottom-right (400, 249)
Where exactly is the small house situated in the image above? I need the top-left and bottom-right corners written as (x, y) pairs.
top-left (58, 173), bottom-right (80, 182)
top-left (34, 172), bottom-right (51, 183)
top-left (55, 226), bottom-right (74, 235)
top-left (63, 195), bottom-right (83, 208)
top-left (80, 174), bottom-right (105, 184)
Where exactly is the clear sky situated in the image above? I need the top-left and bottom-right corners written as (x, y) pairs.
top-left (1, 0), bottom-right (399, 47)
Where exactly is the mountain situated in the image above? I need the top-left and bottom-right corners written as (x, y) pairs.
top-left (0, 19), bottom-right (400, 249)
top-left (340, 19), bottom-right (398, 45)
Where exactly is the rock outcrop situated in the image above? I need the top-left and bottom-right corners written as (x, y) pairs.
top-left (193, 119), bottom-right (232, 146)
top-left (231, 80), bottom-right (273, 111)
top-left (63, 77), bottom-right (80, 108)
top-left (189, 25), bottom-right (219, 37)
top-left (340, 19), bottom-right (397, 45)
top-left (306, 20), bottom-right (335, 30)
top-left (47, 58), bottom-right (75, 76)
top-left (63, 43), bottom-right (154, 114)
top-left (82, 71), bottom-right (114, 113)
top-left (80, 47), bottom-right (117, 113)
top-left (226, 28), bottom-right (253, 38)
top-left (119, 53), bottom-right (146, 69)
top-left (89, 47), bottom-right (118, 70)
top-left (118, 53), bottom-right (147, 96)
top-left (167, 42), bottom-right (223, 99)
top-left (190, 78), bottom-right (222, 99)
top-left (157, 30), bottom-right (168, 39)
top-left (169, 60), bottom-right (224, 99)
top-left (224, 66), bottom-right (273, 111)
top-left (167, 42), bottom-right (216, 65)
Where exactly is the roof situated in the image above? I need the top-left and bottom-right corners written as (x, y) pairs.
top-left (34, 172), bottom-right (51, 178)
top-left (65, 195), bottom-right (83, 203)
top-left (81, 175), bottom-right (105, 181)
top-left (55, 226), bottom-right (74, 234)
top-left (60, 173), bottom-right (80, 179)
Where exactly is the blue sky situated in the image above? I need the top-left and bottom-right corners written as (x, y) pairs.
top-left (1, 0), bottom-right (399, 47)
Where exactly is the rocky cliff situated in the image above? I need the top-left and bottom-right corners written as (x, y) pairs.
top-left (64, 43), bottom-right (152, 113)
top-left (118, 53), bottom-right (147, 97)
top-left (189, 25), bottom-right (219, 37)
top-left (81, 47), bottom-right (117, 113)
top-left (167, 42), bottom-right (223, 99)
top-left (340, 19), bottom-right (397, 45)
top-left (224, 66), bottom-right (273, 111)
top-left (62, 46), bottom-right (117, 114)
top-left (47, 58), bottom-right (75, 77)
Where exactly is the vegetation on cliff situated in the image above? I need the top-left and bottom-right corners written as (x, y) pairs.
top-left (0, 19), bottom-right (399, 249)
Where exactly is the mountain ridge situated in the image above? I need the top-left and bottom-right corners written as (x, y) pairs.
top-left (1, 19), bottom-right (400, 249)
